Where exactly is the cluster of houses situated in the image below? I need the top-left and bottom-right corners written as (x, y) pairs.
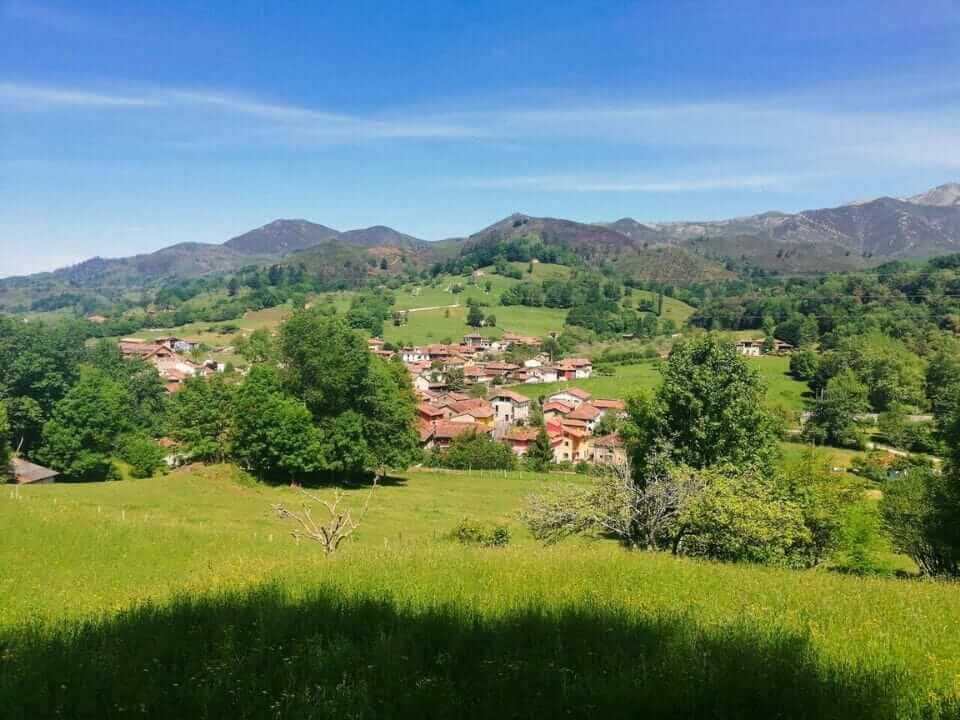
top-left (119, 337), bottom-right (225, 393)
top-left (368, 333), bottom-right (593, 394)
top-left (415, 384), bottom-right (627, 466)
top-left (367, 331), bottom-right (629, 466)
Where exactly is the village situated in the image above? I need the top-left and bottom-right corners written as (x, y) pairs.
top-left (109, 327), bottom-right (629, 470)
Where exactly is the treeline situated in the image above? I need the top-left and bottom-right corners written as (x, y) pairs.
top-left (689, 254), bottom-right (960, 343)
top-left (431, 235), bottom-right (579, 277)
top-left (0, 312), bottom-right (420, 483)
top-left (169, 312), bottom-right (418, 480)
top-left (0, 316), bottom-right (168, 479)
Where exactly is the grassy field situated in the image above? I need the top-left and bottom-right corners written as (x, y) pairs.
top-left (510, 356), bottom-right (809, 412)
top-left (99, 264), bottom-right (698, 359)
top-left (1, 463), bottom-right (959, 718)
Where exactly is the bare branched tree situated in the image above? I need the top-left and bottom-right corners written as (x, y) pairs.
top-left (524, 451), bottom-right (706, 551)
top-left (272, 475), bottom-right (379, 555)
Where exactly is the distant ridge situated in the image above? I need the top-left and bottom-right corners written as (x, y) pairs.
top-left (3, 181), bottom-right (960, 306)
top-left (224, 219), bottom-right (341, 255)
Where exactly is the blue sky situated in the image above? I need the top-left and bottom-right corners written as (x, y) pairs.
top-left (2, 0), bottom-right (959, 276)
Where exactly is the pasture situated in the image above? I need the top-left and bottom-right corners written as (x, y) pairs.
top-left (2, 462), bottom-right (959, 719)
top-left (511, 355), bottom-right (808, 412)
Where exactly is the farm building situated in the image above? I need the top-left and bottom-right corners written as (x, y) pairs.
top-left (7, 458), bottom-right (59, 485)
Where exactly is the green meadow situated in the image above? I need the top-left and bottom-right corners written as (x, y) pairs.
top-left (107, 263), bottom-right (698, 361)
top-left (511, 355), bottom-right (808, 412)
top-left (1, 463), bottom-right (959, 718)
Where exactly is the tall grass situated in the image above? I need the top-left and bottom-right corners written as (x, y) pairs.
top-left (2, 467), bottom-right (960, 717)
top-left (3, 582), bottom-right (953, 720)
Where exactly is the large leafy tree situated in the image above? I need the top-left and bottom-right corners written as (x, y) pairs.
top-left (625, 334), bottom-right (780, 473)
top-left (235, 328), bottom-right (278, 366)
top-left (231, 366), bottom-right (326, 481)
top-left (926, 346), bottom-right (960, 443)
top-left (167, 375), bottom-right (236, 462)
top-left (804, 368), bottom-right (869, 449)
top-left (881, 462), bottom-right (960, 577)
top-left (0, 317), bottom-right (88, 454)
top-left (279, 311), bottom-right (418, 472)
top-left (87, 340), bottom-right (167, 434)
top-left (281, 311), bottom-right (371, 419)
top-left (38, 366), bottom-right (132, 481)
top-left (356, 357), bottom-right (419, 471)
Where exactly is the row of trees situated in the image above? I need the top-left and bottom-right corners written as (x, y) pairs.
top-left (169, 312), bottom-right (419, 480)
top-left (0, 310), bottom-right (420, 483)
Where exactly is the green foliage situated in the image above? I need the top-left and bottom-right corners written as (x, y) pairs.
top-left (167, 375), bottom-right (236, 462)
top-left (625, 334), bottom-right (781, 473)
top-left (345, 292), bottom-right (393, 337)
top-left (452, 518), bottom-right (511, 547)
top-left (0, 401), bottom-right (10, 469)
top-left (805, 368), bottom-right (869, 449)
top-left (119, 435), bottom-right (166, 479)
top-left (832, 503), bottom-right (896, 576)
top-left (881, 463), bottom-right (960, 577)
top-left (678, 466), bottom-right (815, 566)
top-left (926, 346), bottom-right (960, 442)
top-left (524, 426), bottom-right (554, 471)
top-left (38, 366), bottom-right (132, 481)
top-left (231, 366), bottom-right (326, 481)
top-left (0, 316), bottom-right (88, 454)
top-left (789, 349), bottom-right (820, 381)
top-left (466, 304), bottom-right (484, 327)
top-left (439, 430), bottom-right (516, 470)
top-left (279, 311), bottom-right (418, 472)
top-left (234, 328), bottom-right (277, 365)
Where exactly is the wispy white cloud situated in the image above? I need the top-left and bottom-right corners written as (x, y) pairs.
top-left (0, 82), bottom-right (156, 108)
top-left (461, 173), bottom-right (806, 193)
top-left (1, 77), bottom-right (959, 168)
top-left (0, 82), bottom-right (481, 139)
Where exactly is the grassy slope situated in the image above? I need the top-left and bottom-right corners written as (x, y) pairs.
top-left (511, 355), bottom-right (808, 412)
top-left (1, 465), bottom-right (958, 718)
top-left (132, 264), bottom-right (697, 351)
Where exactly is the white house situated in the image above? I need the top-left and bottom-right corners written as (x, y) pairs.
top-left (734, 340), bottom-right (763, 357)
top-left (546, 387), bottom-right (592, 409)
top-left (490, 389), bottom-right (531, 425)
top-left (401, 346), bottom-right (430, 363)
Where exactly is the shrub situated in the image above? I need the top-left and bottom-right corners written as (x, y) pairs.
top-left (119, 435), bottom-right (166, 479)
top-left (453, 518), bottom-right (511, 547)
top-left (440, 430), bottom-right (516, 470)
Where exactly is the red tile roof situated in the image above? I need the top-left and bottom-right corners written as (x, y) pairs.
top-left (543, 401), bottom-right (574, 414)
top-left (567, 403), bottom-right (601, 421)
top-left (593, 433), bottom-right (624, 448)
top-left (592, 399), bottom-right (626, 410)
top-left (430, 421), bottom-right (491, 440)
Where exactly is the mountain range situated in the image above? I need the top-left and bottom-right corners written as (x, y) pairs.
top-left (3, 182), bottom-right (960, 309)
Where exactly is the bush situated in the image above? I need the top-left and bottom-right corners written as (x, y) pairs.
top-left (119, 435), bottom-right (166, 479)
top-left (452, 518), bottom-right (511, 547)
top-left (439, 430), bottom-right (516, 470)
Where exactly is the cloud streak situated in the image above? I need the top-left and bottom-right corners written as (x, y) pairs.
top-left (460, 173), bottom-right (803, 193)
top-left (1, 77), bottom-right (959, 171)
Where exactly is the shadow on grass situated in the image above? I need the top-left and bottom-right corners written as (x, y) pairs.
top-left (1, 585), bottom-right (952, 720)
top-left (264, 470), bottom-right (409, 490)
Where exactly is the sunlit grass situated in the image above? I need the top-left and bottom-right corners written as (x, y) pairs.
top-left (1, 464), bottom-right (958, 717)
